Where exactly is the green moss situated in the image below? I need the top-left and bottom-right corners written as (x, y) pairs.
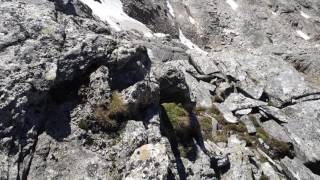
top-left (199, 116), bottom-right (213, 141)
top-left (256, 128), bottom-right (269, 141)
top-left (224, 122), bottom-right (247, 133)
top-left (162, 103), bottom-right (189, 120)
top-left (95, 91), bottom-right (127, 131)
top-left (213, 131), bottom-right (228, 143)
top-left (108, 91), bottom-right (127, 116)
top-left (78, 119), bottom-right (90, 130)
top-left (161, 103), bottom-right (191, 142)
top-left (267, 101), bottom-right (275, 107)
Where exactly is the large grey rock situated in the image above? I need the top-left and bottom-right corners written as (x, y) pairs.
top-left (28, 133), bottom-right (108, 180)
top-left (261, 162), bottom-right (280, 180)
top-left (182, 146), bottom-right (216, 180)
top-left (114, 120), bottom-right (148, 161)
top-left (213, 51), bottom-right (320, 106)
top-left (2, 0), bottom-right (320, 179)
top-left (185, 73), bottom-right (216, 108)
top-left (124, 141), bottom-right (171, 180)
top-left (216, 93), bottom-right (267, 123)
top-left (259, 106), bottom-right (289, 123)
top-left (161, 60), bottom-right (216, 107)
top-left (282, 100), bottom-right (320, 165)
top-left (122, 77), bottom-right (160, 114)
top-left (222, 135), bottom-right (253, 180)
top-left (88, 66), bottom-right (111, 105)
top-left (222, 93), bottom-right (267, 112)
top-left (240, 115), bottom-right (256, 134)
top-left (281, 157), bottom-right (320, 180)
top-left (261, 120), bottom-right (291, 143)
top-left (187, 49), bottom-right (219, 75)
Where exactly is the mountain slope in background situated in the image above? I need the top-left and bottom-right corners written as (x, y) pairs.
top-left (1, 0), bottom-right (320, 179)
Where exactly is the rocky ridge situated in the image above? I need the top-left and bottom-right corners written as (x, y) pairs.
top-left (1, 0), bottom-right (320, 179)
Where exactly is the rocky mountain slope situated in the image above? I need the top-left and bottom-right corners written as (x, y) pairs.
top-left (1, 0), bottom-right (320, 179)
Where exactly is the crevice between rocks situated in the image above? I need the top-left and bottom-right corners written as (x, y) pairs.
top-left (305, 161), bottom-right (320, 176)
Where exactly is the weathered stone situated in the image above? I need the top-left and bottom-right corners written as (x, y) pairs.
top-left (261, 120), bottom-right (291, 143)
top-left (282, 100), bottom-right (320, 165)
top-left (240, 115), bottom-right (256, 134)
top-left (124, 141), bottom-right (171, 179)
top-left (222, 93), bottom-right (268, 112)
top-left (259, 106), bottom-right (289, 123)
top-left (261, 162), bottom-right (280, 180)
top-left (281, 157), bottom-right (320, 180)
top-left (182, 146), bottom-right (216, 180)
top-left (235, 108), bottom-right (252, 115)
top-left (187, 49), bottom-right (219, 75)
top-left (216, 103), bottom-right (238, 123)
top-left (222, 135), bottom-right (253, 180)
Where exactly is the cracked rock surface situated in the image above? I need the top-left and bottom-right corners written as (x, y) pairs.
top-left (1, 0), bottom-right (320, 179)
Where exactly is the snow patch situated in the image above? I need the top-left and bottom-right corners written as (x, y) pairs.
top-left (223, 28), bottom-right (239, 35)
top-left (226, 0), bottom-right (238, 10)
top-left (154, 33), bottom-right (168, 38)
top-left (179, 29), bottom-right (207, 55)
top-left (271, 11), bottom-right (277, 15)
top-left (167, 1), bottom-right (175, 17)
top-left (189, 16), bottom-right (196, 25)
top-left (147, 48), bottom-right (155, 61)
top-left (79, 0), bottom-right (152, 36)
top-left (296, 30), bottom-right (310, 40)
top-left (300, 11), bottom-right (311, 19)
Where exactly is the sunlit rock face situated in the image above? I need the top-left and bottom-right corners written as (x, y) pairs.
top-left (1, 0), bottom-right (320, 179)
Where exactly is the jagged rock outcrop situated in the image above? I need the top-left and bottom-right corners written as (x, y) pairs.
top-left (1, 0), bottom-right (320, 179)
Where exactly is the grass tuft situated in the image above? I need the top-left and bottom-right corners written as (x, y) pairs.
top-left (95, 91), bottom-right (128, 131)
top-left (161, 103), bottom-right (192, 142)
top-left (256, 128), bottom-right (269, 141)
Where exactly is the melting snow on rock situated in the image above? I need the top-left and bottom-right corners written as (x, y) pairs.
top-left (79, 0), bottom-right (153, 37)
top-left (296, 30), bottom-right (311, 40)
top-left (226, 0), bottom-right (239, 10)
top-left (166, 1), bottom-right (175, 17)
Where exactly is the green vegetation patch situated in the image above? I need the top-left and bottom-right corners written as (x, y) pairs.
top-left (95, 91), bottom-right (128, 131)
top-left (198, 116), bottom-right (213, 141)
top-left (161, 103), bottom-right (192, 141)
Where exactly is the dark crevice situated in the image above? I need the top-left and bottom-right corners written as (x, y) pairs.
top-left (108, 47), bottom-right (151, 91)
top-left (304, 161), bottom-right (320, 176)
top-left (280, 92), bottom-right (320, 108)
top-left (13, 59), bottom-right (108, 179)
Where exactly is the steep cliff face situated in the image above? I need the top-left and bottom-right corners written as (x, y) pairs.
top-left (1, 0), bottom-right (320, 179)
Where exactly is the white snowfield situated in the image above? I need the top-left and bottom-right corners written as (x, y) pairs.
top-left (80, 0), bottom-right (207, 54)
top-left (226, 0), bottom-right (238, 10)
top-left (166, 0), bottom-right (175, 17)
top-left (79, 0), bottom-right (153, 37)
top-left (296, 30), bottom-right (311, 40)
top-left (300, 11), bottom-right (311, 19)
